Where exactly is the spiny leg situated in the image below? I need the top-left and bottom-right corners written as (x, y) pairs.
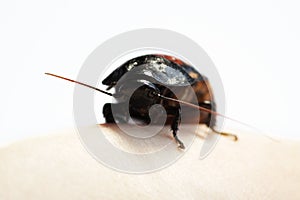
top-left (199, 101), bottom-right (238, 141)
top-left (171, 108), bottom-right (185, 149)
top-left (211, 128), bottom-right (238, 141)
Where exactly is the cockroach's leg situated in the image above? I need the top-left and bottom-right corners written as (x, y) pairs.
top-left (103, 102), bottom-right (129, 123)
top-left (103, 103), bottom-right (115, 123)
top-left (170, 108), bottom-right (185, 149)
top-left (211, 128), bottom-right (238, 141)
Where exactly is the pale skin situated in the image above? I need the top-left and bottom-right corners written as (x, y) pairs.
top-left (0, 124), bottom-right (300, 200)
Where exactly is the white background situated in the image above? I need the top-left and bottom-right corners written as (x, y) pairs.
top-left (0, 0), bottom-right (299, 146)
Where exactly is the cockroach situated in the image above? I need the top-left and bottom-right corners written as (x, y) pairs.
top-left (45, 54), bottom-right (238, 149)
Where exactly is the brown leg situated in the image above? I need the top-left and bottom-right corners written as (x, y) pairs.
top-left (211, 128), bottom-right (238, 141)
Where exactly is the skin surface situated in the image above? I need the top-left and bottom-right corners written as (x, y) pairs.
top-left (0, 124), bottom-right (299, 199)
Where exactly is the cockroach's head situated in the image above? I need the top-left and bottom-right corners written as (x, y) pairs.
top-left (114, 78), bottom-right (160, 103)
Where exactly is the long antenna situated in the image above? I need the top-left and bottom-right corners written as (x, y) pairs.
top-left (158, 94), bottom-right (253, 129)
top-left (45, 73), bottom-right (113, 96)
top-left (45, 72), bottom-right (277, 142)
top-left (44, 72), bottom-right (261, 126)
top-left (157, 94), bottom-right (278, 142)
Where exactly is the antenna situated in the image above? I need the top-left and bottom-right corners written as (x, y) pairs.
top-left (45, 73), bottom-right (228, 118)
top-left (45, 72), bottom-right (277, 142)
top-left (157, 94), bottom-right (278, 142)
top-left (45, 73), bottom-right (113, 96)
top-left (158, 94), bottom-right (254, 129)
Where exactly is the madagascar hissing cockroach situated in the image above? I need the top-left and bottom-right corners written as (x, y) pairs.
top-left (46, 54), bottom-right (239, 149)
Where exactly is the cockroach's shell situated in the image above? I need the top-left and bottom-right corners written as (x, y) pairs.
top-left (102, 54), bottom-right (216, 125)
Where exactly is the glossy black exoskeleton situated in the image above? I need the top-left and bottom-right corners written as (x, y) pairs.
top-left (101, 54), bottom-right (237, 149)
top-left (45, 54), bottom-right (237, 149)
